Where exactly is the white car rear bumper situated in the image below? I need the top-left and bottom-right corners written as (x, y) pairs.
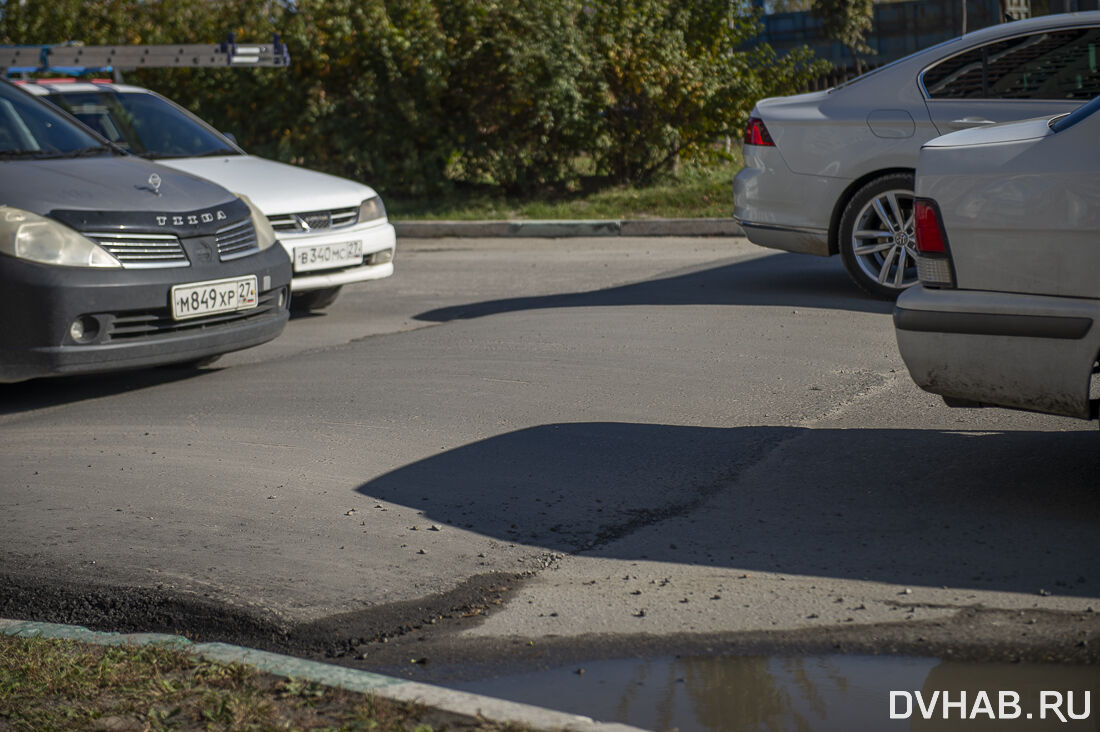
top-left (894, 286), bottom-right (1100, 419)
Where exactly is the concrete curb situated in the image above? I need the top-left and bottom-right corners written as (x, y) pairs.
top-left (393, 218), bottom-right (744, 239)
top-left (1, 618), bottom-right (644, 732)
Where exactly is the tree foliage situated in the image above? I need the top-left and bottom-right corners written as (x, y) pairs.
top-left (582, 0), bottom-right (827, 183)
top-left (812, 0), bottom-right (874, 55)
top-left (768, 0), bottom-right (813, 13)
top-left (1, 0), bottom-right (830, 196)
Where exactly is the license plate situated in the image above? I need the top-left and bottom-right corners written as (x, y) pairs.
top-left (294, 240), bottom-right (364, 272)
top-left (171, 275), bottom-right (258, 321)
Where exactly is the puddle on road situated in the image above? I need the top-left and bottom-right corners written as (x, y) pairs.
top-left (444, 655), bottom-right (1099, 731)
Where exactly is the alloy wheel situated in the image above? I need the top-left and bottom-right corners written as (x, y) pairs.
top-left (849, 189), bottom-right (918, 291)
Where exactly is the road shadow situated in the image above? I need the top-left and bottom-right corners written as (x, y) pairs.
top-left (357, 422), bottom-right (1100, 598)
top-left (0, 365), bottom-right (214, 416)
top-left (288, 308), bottom-right (327, 321)
top-left (415, 252), bottom-right (893, 323)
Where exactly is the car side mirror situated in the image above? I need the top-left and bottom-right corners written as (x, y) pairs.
top-left (222, 132), bottom-right (239, 146)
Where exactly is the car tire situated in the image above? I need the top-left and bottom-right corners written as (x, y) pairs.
top-left (290, 286), bottom-right (343, 312)
top-left (838, 172), bottom-right (918, 300)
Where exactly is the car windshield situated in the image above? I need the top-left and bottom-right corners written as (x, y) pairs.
top-left (47, 89), bottom-right (239, 159)
top-left (0, 81), bottom-right (115, 158)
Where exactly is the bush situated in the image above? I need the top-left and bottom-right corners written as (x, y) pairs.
top-left (434, 0), bottom-right (599, 194)
top-left (0, 0), bottom-right (829, 197)
top-left (581, 0), bottom-right (827, 184)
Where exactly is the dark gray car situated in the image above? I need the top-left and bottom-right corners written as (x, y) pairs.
top-left (0, 79), bottom-right (291, 382)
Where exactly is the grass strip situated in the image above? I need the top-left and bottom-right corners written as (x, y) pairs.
top-left (387, 162), bottom-right (740, 222)
top-left (0, 634), bottom-right (515, 731)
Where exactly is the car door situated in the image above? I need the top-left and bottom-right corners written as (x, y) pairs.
top-left (921, 25), bottom-right (1100, 134)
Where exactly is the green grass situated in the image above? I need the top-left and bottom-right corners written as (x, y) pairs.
top-left (386, 161), bottom-right (740, 222)
top-left (0, 634), bottom-right (516, 731)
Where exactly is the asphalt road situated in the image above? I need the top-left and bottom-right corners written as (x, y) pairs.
top-left (2, 236), bottom-right (1098, 675)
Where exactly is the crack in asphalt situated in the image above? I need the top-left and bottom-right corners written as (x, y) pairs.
top-left (569, 369), bottom-right (898, 556)
top-left (573, 432), bottom-right (796, 555)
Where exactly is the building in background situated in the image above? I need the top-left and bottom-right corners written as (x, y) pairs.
top-left (756, 0), bottom-right (1097, 75)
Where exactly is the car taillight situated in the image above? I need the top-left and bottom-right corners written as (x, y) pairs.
top-left (914, 198), bottom-right (955, 288)
top-left (743, 117), bottom-right (775, 147)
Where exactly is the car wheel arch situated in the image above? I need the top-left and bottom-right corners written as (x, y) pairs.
top-left (827, 167), bottom-right (915, 256)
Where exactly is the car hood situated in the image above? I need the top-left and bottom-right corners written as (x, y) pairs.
top-left (922, 117), bottom-right (1055, 148)
top-left (0, 156), bottom-right (236, 215)
top-left (156, 155), bottom-right (377, 214)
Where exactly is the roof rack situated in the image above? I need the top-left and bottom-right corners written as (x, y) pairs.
top-left (0, 33), bottom-right (289, 75)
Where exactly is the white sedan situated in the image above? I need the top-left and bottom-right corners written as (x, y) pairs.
top-left (734, 12), bottom-right (1100, 298)
top-left (23, 81), bottom-right (396, 311)
top-left (894, 95), bottom-right (1100, 420)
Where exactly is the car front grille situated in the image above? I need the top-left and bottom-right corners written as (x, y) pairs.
top-left (105, 289), bottom-right (282, 341)
top-left (216, 218), bottom-right (260, 261)
top-left (85, 232), bottom-right (188, 269)
top-left (268, 207), bottom-right (358, 233)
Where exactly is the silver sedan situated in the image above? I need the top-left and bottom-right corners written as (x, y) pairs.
top-left (895, 95), bottom-right (1100, 420)
top-left (733, 12), bottom-right (1100, 298)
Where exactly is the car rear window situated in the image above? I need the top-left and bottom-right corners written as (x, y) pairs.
top-left (923, 26), bottom-right (1100, 100)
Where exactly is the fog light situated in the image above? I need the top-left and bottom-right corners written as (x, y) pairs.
top-left (369, 248), bottom-right (394, 266)
top-left (69, 316), bottom-right (99, 344)
top-left (278, 288), bottom-right (286, 309)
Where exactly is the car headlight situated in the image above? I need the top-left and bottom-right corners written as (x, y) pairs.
top-left (233, 194), bottom-right (278, 252)
top-left (0, 206), bottom-right (121, 268)
top-left (358, 195), bottom-right (387, 223)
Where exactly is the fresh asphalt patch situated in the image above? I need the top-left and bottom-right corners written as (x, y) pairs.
top-left (0, 568), bottom-right (524, 660)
